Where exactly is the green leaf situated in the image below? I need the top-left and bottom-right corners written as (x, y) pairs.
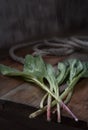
top-left (81, 62), bottom-right (88, 78)
top-left (56, 61), bottom-right (69, 85)
top-left (0, 64), bottom-right (20, 75)
top-left (68, 59), bottom-right (84, 81)
top-left (45, 64), bottom-right (56, 86)
top-left (23, 55), bottom-right (47, 82)
top-left (0, 64), bottom-right (37, 80)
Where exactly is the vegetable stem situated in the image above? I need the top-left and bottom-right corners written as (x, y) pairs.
top-left (47, 94), bottom-right (52, 121)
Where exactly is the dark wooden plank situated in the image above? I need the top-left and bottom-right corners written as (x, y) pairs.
top-left (0, 76), bottom-right (23, 97)
top-left (0, 82), bottom-right (44, 108)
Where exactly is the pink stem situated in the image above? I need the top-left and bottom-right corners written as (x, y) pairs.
top-left (61, 101), bottom-right (78, 121)
top-left (47, 95), bottom-right (51, 121)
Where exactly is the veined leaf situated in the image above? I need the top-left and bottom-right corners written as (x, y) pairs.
top-left (23, 55), bottom-right (47, 82)
top-left (45, 64), bottom-right (56, 87)
top-left (56, 61), bottom-right (69, 85)
top-left (68, 59), bottom-right (84, 81)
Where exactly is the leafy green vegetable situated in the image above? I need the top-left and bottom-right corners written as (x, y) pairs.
top-left (0, 54), bottom-right (88, 123)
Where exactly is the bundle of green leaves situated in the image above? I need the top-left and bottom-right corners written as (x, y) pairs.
top-left (0, 55), bottom-right (88, 122)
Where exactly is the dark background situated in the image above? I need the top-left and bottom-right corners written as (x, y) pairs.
top-left (0, 0), bottom-right (88, 48)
